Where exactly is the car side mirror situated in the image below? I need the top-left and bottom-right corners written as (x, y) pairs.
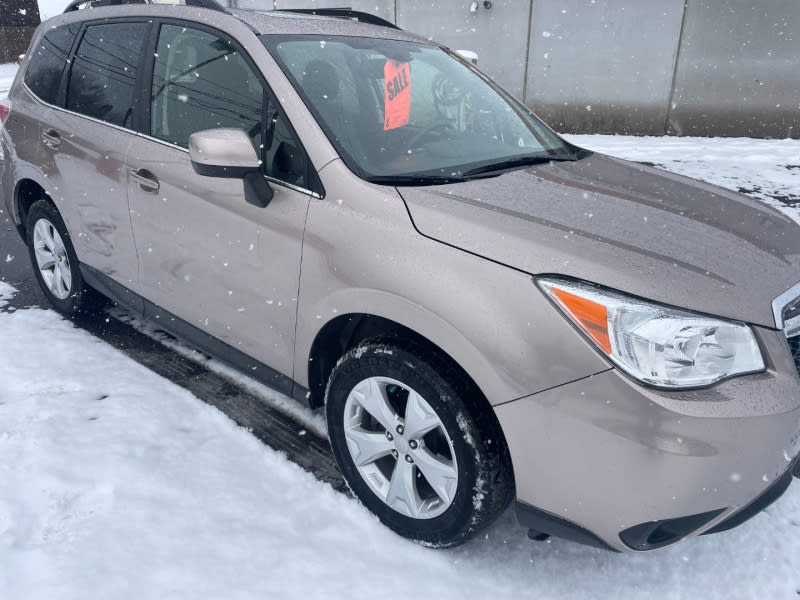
top-left (189, 128), bottom-right (273, 208)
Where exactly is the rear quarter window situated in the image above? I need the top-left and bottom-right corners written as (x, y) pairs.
top-left (24, 23), bottom-right (81, 105)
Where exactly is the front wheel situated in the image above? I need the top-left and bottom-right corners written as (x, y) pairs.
top-left (325, 342), bottom-right (513, 547)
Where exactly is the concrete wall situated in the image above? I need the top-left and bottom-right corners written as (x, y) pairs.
top-left (525, 1), bottom-right (685, 136)
top-left (667, 0), bottom-right (799, 139)
top-left (5, 0), bottom-right (798, 137)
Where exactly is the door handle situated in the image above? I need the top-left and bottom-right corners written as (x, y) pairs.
top-left (41, 129), bottom-right (61, 150)
top-left (129, 168), bottom-right (160, 192)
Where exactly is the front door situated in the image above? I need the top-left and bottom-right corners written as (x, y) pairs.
top-left (126, 22), bottom-right (314, 381)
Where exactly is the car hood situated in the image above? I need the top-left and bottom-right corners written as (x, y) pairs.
top-left (399, 153), bottom-right (800, 328)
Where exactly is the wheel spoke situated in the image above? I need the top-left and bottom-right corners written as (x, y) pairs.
top-left (403, 390), bottom-right (441, 439)
top-left (51, 262), bottom-right (65, 295)
top-left (386, 456), bottom-right (422, 516)
top-left (34, 244), bottom-right (55, 270)
top-left (58, 259), bottom-right (72, 291)
top-left (344, 427), bottom-right (394, 467)
top-left (352, 378), bottom-right (398, 432)
top-left (412, 447), bottom-right (458, 506)
top-left (53, 237), bottom-right (66, 258)
top-left (34, 220), bottom-right (56, 253)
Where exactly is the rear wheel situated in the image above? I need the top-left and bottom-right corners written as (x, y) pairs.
top-left (325, 342), bottom-right (513, 547)
top-left (26, 200), bottom-right (97, 318)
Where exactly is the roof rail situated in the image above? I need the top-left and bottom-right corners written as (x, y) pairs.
top-left (272, 8), bottom-right (400, 30)
top-left (63, 0), bottom-right (229, 14)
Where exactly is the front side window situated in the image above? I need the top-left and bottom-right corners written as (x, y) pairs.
top-left (264, 35), bottom-right (577, 183)
top-left (24, 23), bottom-right (81, 105)
top-left (66, 22), bottom-right (148, 127)
top-left (150, 24), bottom-right (263, 151)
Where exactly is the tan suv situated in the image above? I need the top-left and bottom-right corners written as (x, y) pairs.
top-left (1, 0), bottom-right (799, 552)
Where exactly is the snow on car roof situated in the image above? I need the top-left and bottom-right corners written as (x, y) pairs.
top-left (230, 8), bottom-right (427, 42)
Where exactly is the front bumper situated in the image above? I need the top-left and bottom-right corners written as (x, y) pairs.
top-left (495, 329), bottom-right (800, 552)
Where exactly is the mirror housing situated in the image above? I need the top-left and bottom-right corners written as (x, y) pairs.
top-left (189, 128), bottom-right (273, 207)
top-left (455, 49), bottom-right (479, 65)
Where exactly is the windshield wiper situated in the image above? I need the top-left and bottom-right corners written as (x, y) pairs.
top-left (461, 151), bottom-right (587, 178)
top-left (364, 149), bottom-right (591, 186)
top-left (365, 174), bottom-right (468, 186)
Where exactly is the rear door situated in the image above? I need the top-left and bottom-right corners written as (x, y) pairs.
top-left (126, 21), bottom-right (316, 381)
top-left (16, 20), bottom-right (146, 283)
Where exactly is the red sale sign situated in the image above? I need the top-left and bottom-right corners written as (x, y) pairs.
top-left (384, 60), bottom-right (411, 130)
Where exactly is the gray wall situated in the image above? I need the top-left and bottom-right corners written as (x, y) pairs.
top-left (525, 1), bottom-right (685, 136)
top-left (667, 1), bottom-right (799, 138)
top-left (5, 0), bottom-right (794, 137)
top-left (232, 0), bottom-right (799, 138)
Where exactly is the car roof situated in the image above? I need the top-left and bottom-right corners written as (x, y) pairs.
top-left (230, 9), bottom-right (427, 43)
top-left (49, 3), bottom-right (429, 45)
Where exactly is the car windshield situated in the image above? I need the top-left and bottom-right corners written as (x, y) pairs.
top-left (261, 35), bottom-right (580, 184)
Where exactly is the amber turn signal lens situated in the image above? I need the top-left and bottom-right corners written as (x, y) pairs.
top-left (550, 287), bottom-right (612, 354)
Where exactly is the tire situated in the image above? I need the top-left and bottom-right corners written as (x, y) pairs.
top-left (25, 199), bottom-right (98, 318)
top-left (325, 342), bottom-right (513, 547)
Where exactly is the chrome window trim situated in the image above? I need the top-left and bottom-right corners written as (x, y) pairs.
top-left (22, 82), bottom-right (139, 136)
top-left (772, 279), bottom-right (800, 335)
top-left (263, 173), bottom-right (323, 199)
top-left (134, 131), bottom-right (189, 153)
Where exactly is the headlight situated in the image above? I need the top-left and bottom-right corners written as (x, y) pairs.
top-left (537, 278), bottom-right (765, 389)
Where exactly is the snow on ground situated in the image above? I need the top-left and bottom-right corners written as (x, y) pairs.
top-left (38, 0), bottom-right (70, 21)
top-left (2, 286), bottom-right (800, 600)
top-left (109, 306), bottom-right (328, 438)
top-left (2, 62), bottom-right (800, 597)
top-left (564, 134), bottom-right (800, 225)
top-left (0, 64), bottom-right (17, 98)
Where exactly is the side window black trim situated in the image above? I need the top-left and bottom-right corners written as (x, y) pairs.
top-left (143, 18), bottom-right (324, 198)
top-left (54, 24), bottom-right (85, 108)
top-left (132, 20), bottom-right (160, 136)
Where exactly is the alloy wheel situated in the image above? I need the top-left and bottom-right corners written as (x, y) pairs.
top-left (33, 217), bottom-right (72, 300)
top-left (342, 376), bottom-right (459, 519)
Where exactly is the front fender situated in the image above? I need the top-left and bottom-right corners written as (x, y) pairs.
top-left (294, 162), bottom-right (610, 405)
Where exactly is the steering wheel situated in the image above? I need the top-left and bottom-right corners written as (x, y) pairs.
top-left (407, 119), bottom-right (457, 149)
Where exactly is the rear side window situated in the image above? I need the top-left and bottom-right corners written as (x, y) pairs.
top-left (24, 23), bottom-right (81, 105)
top-left (66, 22), bottom-right (149, 128)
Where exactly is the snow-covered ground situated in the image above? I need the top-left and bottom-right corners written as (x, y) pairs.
top-left (38, 0), bottom-right (70, 21)
top-left (2, 62), bottom-right (800, 598)
top-left (564, 134), bottom-right (800, 224)
top-left (0, 64), bottom-right (17, 98)
top-left (2, 281), bottom-right (799, 600)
